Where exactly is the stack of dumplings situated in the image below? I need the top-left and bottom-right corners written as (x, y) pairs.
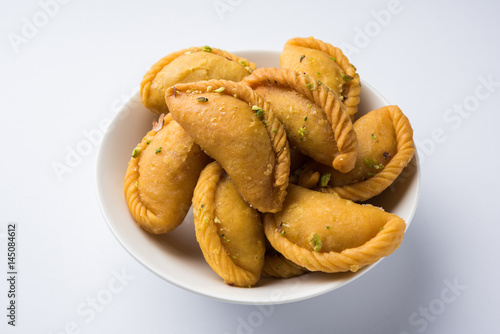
top-left (124, 36), bottom-right (415, 287)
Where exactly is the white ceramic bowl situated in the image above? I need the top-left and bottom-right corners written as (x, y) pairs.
top-left (95, 50), bottom-right (420, 305)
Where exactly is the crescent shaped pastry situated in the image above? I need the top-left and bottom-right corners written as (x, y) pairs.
top-left (263, 184), bottom-right (406, 273)
top-left (280, 37), bottom-right (361, 118)
top-left (140, 46), bottom-right (256, 114)
top-left (242, 67), bottom-right (357, 173)
top-left (193, 162), bottom-right (265, 287)
top-left (298, 105), bottom-right (415, 202)
top-left (165, 80), bottom-right (290, 213)
top-left (262, 243), bottom-right (308, 279)
top-left (124, 114), bottom-right (212, 234)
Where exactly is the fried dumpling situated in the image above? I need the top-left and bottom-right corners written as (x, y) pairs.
top-left (140, 46), bottom-right (255, 114)
top-left (193, 162), bottom-right (265, 287)
top-left (165, 80), bottom-right (290, 213)
top-left (261, 242), bottom-right (308, 279)
top-left (124, 114), bottom-right (211, 234)
top-left (280, 37), bottom-right (361, 118)
top-left (243, 67), bottom-right (357, 173)
top-left (298, 105), bottom-right (415, 201)
top-left (263, 184), bottom-right (406, 273)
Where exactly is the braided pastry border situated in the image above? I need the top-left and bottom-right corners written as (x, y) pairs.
top-left (263, 208), bottom-right (406, 273)
top-left (192, 161), bottom-right (261, 287)
top-left (323, 105), bottom-right (415, 202)
top-left (282, 36), bottom-right (361, 117)
top-left (123, 114), bottom-right (173, 234)
top-left (243, 67), bottom-right (358, 173)
top-left (165, 79), bottom-right (290, 213)
top-left (140, 46), bottom-right (256, 113)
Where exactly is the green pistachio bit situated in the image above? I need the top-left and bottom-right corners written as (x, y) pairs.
top-left (304, 116), bottom-right (308, 121)
top-left (131, 147), bottom-right (141, 158)
top-left (318, 173), bottom-right (331, 188)
top-left (280, 230), bottom-right (286, 236)
top-left (364, 157), bottom-right (384, 169)
top-left (273, 128), bottom-right (277, 133)
top-left (326, 226), bottom-right (331, 229)
top-left (155, 147), bottom-right (162, 154)
top-left (252, 106), bottom-right (265, 119)
top-left (300, 54), bottom-right (305, 62)
top-left (146, 139), bottom-right (151, 145)
top-left (298, 126), bottom-right (307, 141)
top-left (214, 87), bottom-right (225, 93)
top-left (239, 59), bottom-right (248, 67)
top-left (203, 217), bottom-right (209, 223)
top-left (309, 233), bottom-right (322, 252)
top-left (306, 83), bottom-right (314, 90)
top-left (341, 73), bottom-right (354, 82)
top-left (331, 57), bottom-right (337, 62)
top-left (196, 97), bottom-right (209, 102)
top-left (371, 133), bottom-right (376, 139)
top-left (202, 46), bottom-right (212, 52)
top-left (220, 233), bottom-right (230, 243)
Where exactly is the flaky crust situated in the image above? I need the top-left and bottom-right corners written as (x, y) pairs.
top-left (123, 114), bottom-right (211, 234)
top-left (321, 105), bottom-right (414, 201)
top-left (193, 162), bottom-right (264, 287)
top-left (165, 80), bottom-right (290, 213)
top-left (140, 46), bottom-right (256, 114)
top-left (243, 67), bottom-right (357, 173)
top-left (280, 37), bottom-right (361, 118)
top-left (263, 185), bottom-right (406, 273)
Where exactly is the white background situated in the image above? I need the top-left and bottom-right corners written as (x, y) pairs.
top-left (1, 0), bottom-right (499, 333)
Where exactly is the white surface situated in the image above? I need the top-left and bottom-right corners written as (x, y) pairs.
top-left (1, 0), bottom-right (499, 333)
top-left (96, 50), bottom-right (420, 305)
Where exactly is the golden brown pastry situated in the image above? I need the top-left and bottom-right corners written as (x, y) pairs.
top-left (262, 243), bottom-right (308, 279)
top-left (280, 37), bottom-right (361, 118)
top-left (264, 184), bottom-right (406, 273)
top-left (140, 46), bottom-right (255, 114)
top-left (242, 67), bottom-right (358, 173)
top-left (124, 114), bottom-right (211, 234)
top-left (298, 105), bottom-right (415, 202)
top-left (165, 80), bottom-right (290, 213)
top-left (193, 162), bottom-right (265, 287)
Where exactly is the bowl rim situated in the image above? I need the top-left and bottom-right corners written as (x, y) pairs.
top-left (95, 50), bottom-right (420, 305)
